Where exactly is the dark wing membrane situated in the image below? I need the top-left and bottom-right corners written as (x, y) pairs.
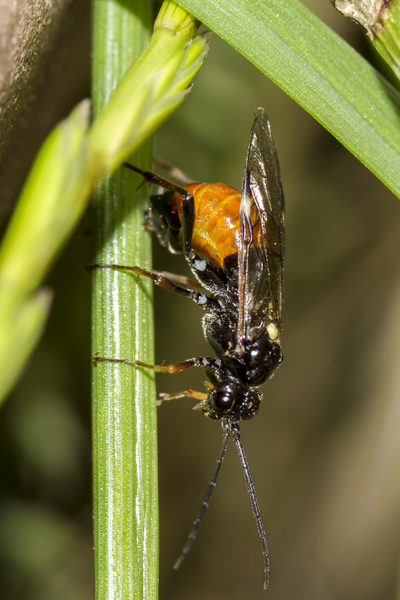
top-left (237, 108), bottom-right (285, 345)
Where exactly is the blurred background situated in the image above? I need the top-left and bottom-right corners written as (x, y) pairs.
top-left (1, 1), bottom-right (400, 599)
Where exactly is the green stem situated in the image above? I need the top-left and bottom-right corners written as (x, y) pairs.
top-left (91, 2), bottom-right (158, 599)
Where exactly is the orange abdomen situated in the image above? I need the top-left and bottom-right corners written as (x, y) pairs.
top-left (172, 183), bottom-right (242, 268)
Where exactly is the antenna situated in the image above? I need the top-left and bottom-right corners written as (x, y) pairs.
top-left (173, 420), bottom-right (230, 570)
top-left (230, 421), bottom-right (270, 589)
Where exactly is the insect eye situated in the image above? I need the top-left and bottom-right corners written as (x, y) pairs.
top-left (209, 386), bottom-right (235, 412)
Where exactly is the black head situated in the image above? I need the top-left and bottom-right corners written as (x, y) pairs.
top-left (204, 380), bottom-right (261, 421)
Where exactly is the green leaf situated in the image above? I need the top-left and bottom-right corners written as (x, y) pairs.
top-left (0, 0), bottom-right (208, 406)
top-left (89, 3), bottom-right (208, 177)
top-left (177, 0), bottom-right (400, 198)
top-left (0, 101), bottom-right (91, 405)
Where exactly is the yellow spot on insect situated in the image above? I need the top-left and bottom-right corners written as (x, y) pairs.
top-left (267, 322), bottom-right (278, 341)
top-left (240, 192), bottom-right (252, 218)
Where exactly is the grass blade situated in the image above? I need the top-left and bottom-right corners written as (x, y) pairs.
top-left (177, 0), bottom-right (400, 198)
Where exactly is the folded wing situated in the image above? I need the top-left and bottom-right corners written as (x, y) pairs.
top-left (237, 108), bottom-right (285, 346)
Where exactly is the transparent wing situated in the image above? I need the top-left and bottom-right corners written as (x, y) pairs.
top-left (237, 108), bottom-right (285, 345)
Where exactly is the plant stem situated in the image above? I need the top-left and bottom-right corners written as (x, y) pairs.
top-left (91, 1), bottom-right (158, 599)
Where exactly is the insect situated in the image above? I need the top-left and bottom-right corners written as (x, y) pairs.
top-left (94, 108), bottom-right (285, 588)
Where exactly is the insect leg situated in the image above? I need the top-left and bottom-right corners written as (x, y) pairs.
top-left (157, 388), bottom-right (208, 406)
top-left (90, 263), bottom-right (215, 308)
top-left (151, 270), bottom-right (203, 290)
top-left (180, 190), bottom-right (195, 258)
top-left (173, 419), bottom-right (230, 570)
top-left (95, 353), bottom-right (212, 408)
top-left (94, 354), bottom-right (222, 375)
top-left (153, 156), bottom-right (194, 185)
top-left (230, 421), bottom-right (269, 589)
top-left (124, 162), bottom-right (188, 196)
